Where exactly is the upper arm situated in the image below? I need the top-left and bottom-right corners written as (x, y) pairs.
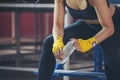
top-left (53, 0), bottom-right (65, 27)
top-left (91, 0), bottom-right (114, 28)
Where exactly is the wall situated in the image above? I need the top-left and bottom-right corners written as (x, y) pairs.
top-left (0, 12), bottom-right (53, 39)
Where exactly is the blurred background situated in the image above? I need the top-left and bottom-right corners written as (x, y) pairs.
top-left (0, 0), bottom-right (119, 80)
top-left (0, 1), bottom-right (53, 80)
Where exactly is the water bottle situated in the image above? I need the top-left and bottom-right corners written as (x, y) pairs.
top-left (56, 40), bottom-right (76, 64)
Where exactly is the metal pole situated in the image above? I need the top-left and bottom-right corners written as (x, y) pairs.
top-left (15, 12), bottom-right (21, 66)
top-left (40, 13), bottom-right (43, 42)
top-left (63, 7), bottom-right (71, 80)
top-left (93, 45), bottom-right (104, 80)
top-left (34, 13), bottom-right (39, 53)
top-left (94, 45), bottom-right (103, 72)
top-left (11, 12), bottom-right (16, 43)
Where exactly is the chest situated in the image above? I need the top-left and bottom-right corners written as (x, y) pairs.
top-left (64, 0), bottom-right (97, 20)
top-left (66, 0), bottom-right (93, 10)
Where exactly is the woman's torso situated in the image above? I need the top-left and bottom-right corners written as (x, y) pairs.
top-left (64, 0), bottom-right (116, 24)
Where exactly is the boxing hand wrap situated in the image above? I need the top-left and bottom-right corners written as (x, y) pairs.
top-left (52, 36), bottom-right (64, 54)
top-left (78, 37), bottom-right (97, 53)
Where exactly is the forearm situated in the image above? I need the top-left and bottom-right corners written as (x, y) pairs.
top-left (94, 25), bottom-right (114, 44)
top-left (52, 0), bottom-right (65, 41)
top-left (92, 0), bottom-right (115, 44)
top-left (52, 25), bottom-right (64, 41)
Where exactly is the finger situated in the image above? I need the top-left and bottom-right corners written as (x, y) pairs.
top-left (73, 43), bottom-right (81, 51)
top-left (58, 48), bottom-right (63, 60)
top-left (70, 38), bottom-right (75, 41)
top-left (56, 50), bottom-right (63, 60)
top-left (60, 48), bottom-right (63, 55)
top-left (70, 38), bottom-right (77, 42)
top-left (76, 47), bottom-right (81, 51)
top-left (72, 42), bottom-right (79, 47)
top-left (57, 50), bottom-right (61, 56)
top-left (55, 51), bottom-right (60, 59)
top-left (59, 48), bottom-right (63, 60)
top-left (76, 48), bottom-right (80, 51)
top-left (73, 41), bottom-right (79, 46)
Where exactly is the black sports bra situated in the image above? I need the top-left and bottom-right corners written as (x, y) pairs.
top-left (64, 0), bottom-right (109, 20)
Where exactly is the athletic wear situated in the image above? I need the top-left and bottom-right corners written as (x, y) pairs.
top-left (64, 0), bottom-right (109, 20)
top-left (38, 1), bottom-right (120, 80)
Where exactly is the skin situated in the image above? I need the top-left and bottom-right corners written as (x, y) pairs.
top-left (52, 0), bottom-right (115, 59)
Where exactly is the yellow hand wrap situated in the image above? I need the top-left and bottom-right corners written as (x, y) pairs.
top-left (52, 36), bottom-right (64, 54)
top-left (78, 37), bottom-right (97, 52)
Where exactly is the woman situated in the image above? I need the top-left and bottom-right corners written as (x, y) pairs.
top-left (38, 0), bottom-right (120, 80)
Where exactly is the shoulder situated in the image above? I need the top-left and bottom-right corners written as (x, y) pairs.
top-left (89, 0), bottom-right (108, 6)
top-left (54, 0), bottom-right (64, 5)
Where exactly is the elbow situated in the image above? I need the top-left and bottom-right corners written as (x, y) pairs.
top-left (102, 22), bottom-right (115, 37)
top-left (108, 27), bottom-right (114, 37)
top-left (109, 27), bottom-right (114, 36)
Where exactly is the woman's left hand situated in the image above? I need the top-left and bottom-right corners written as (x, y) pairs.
top-left (71, 37), bottom-right (97, 53)
top-left (70, 38), bottom-right (82, 52)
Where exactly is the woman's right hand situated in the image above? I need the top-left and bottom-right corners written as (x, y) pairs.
top-left (52, 36), bottom-right (65, 60)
